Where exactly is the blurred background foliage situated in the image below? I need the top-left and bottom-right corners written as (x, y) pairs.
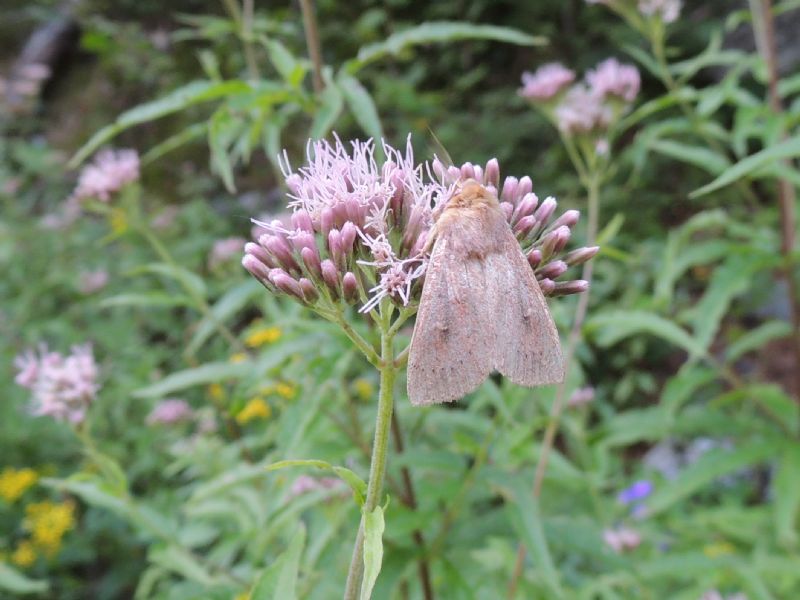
top-left (2, 0), bottom-right (800, 599)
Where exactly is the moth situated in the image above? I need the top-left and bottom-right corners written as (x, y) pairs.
top-left (407, 179), bottom-right (564, 405)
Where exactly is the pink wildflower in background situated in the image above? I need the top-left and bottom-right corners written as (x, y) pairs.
top-left (71, 148), bottom-right (140, 203)
top-left (603, 526), bottom-right (642, 553)
top-left (554, 85), bottom-right (613, 134)
top-left (638, 0), bottom-right (681, 23)
top-left (519, 63), bottom-right (575, 100)
top-left (289, 475), bottom-right (346, 498)
top-left (78, 270), bottom-right (109, 294)
top-left (146, 399), bottom-right (193, 425)
top-left (208, 237), bottom-right (246, 269)
top-left (14, 344), bottom-right (100, 424)
top-left (587, 58), bottom-right (641, 102)
top-left (567, 386), bottom-right (595, 408)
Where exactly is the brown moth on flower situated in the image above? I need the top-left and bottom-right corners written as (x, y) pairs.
top-left (407, 179), bottom-right (564, 406)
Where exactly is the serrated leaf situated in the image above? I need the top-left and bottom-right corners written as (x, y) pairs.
top-left (70, 80), bottom-right (251, 167)
top-left (132, 360), bottom-right (253, 398)
top-left (349, 21), bottom-right (544, 72)
top-left (587, 310), bottom-right (707, 359)
top-left (0, 563), bottom-right (48, 594)
top-left (691, 135), bottom-right (800, 197)
top-left (337, 73), bottom-right (384, 143)
top-left (773, 443), bottom-right (800, 548)
top-left (360, 505), bottom-right (385, 600)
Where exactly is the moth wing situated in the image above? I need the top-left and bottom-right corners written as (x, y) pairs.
top-left (407, 233), bottom-right (494, 406)
top-left (488, 227), bottom-right (564, 386)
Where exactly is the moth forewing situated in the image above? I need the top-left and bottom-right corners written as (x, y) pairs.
top-left (407, 180), bottom-right (564, 406)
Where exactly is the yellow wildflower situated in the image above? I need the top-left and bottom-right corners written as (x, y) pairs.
top-left (11, 540), bottom-right (37, 567)
top-left (703, 541), bottom-right (735, 558)
top-left (236, 397), bottom-right (271, 424)
top-left (25, 501), bottom-right (76, 556)
top-left (0, 468), bottom-right (38, 503)
top-left (109, 208), bottom-right (129, 235)
top-left (353, 378), bottom-right (374, 401)
top-left (229, 352), bottom-right (248, 364)
top-left (245, 326), bottom-right (282, 348)
top-left (233, 592), bottom-right (250, 600)
top-left (275, 382), bottom-right (297, 400)
top-left (208, 383), bottom-right (225, 401)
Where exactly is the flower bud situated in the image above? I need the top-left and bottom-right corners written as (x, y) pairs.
top-left (513, 193), bottom-right (539, 222)
top-left (242, 254), bottom-right (271, 282)
top-left (484, 158), bottom-right (500, 188)
top-left (564, 245), bottom-right (600, 267)
top-left (320, 207), bottom-right (334, 238)
top-left (342, 272), bottom-right (359, 303)
top-left (291, 231), bottom-right (317, 254)
top-left (549, 209), bottom-right (580, 230)
top-left (285, 173), bottom-right (302, 195)
top-left (514, 215), bottom-right (536, 237)
top-left (533, 197), bottom-right (557, 225)
top-left (341, 222), bottom-right (358, 257)
top-left (538, 278), bottom-right (556, 295)
top-left (345, 197), bottom-right (363, 227)
top-left (269, 269), bottom-right (304, 300)
top-left (472, 165), bottom-right (483, 183)
top-left (540, 226), bottom-right (571, 260)
top-left (298, 278), bottom-right (318, 303)
top-left (321, 259), bottom-right (340, 298)
top-left (460, 162), bottom-right (476, 181)
top-left (517, 176), bottom-right (533, 198)
top-left (301, 246), bottom-right (322, 278)
top-left (501, 176), bottom-right (519, 204)
top-left (527, 248), bottom-right (542, 269)
top-left (244, 242), bottom-right (276, 269)
top-left (262, 235), bottom-right (298, 272)
top-left (328, 229), bottom-right (343, 268)
top-left (551, 279), bottom-right (589, 296)
top-left (537, 260), bottom-right (568, 280)
top-left (291, 209), bottom-right (314, 233)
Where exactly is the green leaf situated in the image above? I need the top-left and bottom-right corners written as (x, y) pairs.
top-left (187, 279), bottom-right (261, 355)
top-left (209, 108), bottom-right (238, 192)
top-left (0, 563), bottom-right (48, 595)
top-left (690, 135), bottom-right (800, 198)
top-left (647, 138), bottom-right (730, 175)
top-left (250, 524), bottom-right (307, 600)
top-left (727, 320), bottom-right (793, 363)
top-left (69, 80), bottom-right (251, 167)
top-left (265, 39), bottom-right (300, 84)
top-left (132, 262), bottom-right (207, 298)
top-left (141, 122), bottom-right (208, 165)
top-left (310, 83), bottom-right (344, 140)
top-left (266, 459), bottom-right (367, 506)
top-left (773, 443), bottom-right (800, 548)
top-left (587, 310), bottom-right (707, 359)
top-left (99, 292), bottom-right (192, 309)
top-left (646, 440), bottom-right (781, 516)
top-left (360, 505), bottom-right (385, 600)
top-left (149, 545), bottom-right (217, 587)
top-left (337, 73), bottom-right (384, 143)
top-left (349, 21), bottom-right (544, 72)
top-left (132, 360), bottom-right (253, 398)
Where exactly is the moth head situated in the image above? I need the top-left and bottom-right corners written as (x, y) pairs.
top-left (445, 178), bottom-right (499, 211)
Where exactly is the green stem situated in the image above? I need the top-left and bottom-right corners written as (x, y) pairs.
top-left (343, 300), bottom-right (397, 599)
top-left (299, 0), bottom-right (325, 93)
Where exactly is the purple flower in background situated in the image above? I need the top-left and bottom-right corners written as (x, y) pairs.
top-left (14, 344), bottom-right (99, 424)
top-left (146, 399), bottom-right (193, 425)
top-left (567, 386), bottom-right (595, 408)
top-left (638, 0), bottom-right (681, 23)
top-left (71, 148), bottom-right (140, 203)
top-left (617, 480), bottom-right (653, 505)
top-left (519, 63), bottom-right (576, 100)
top-left (554, 85), bottom-right (613, 134)
top-left (78, 270), bottom-right (109, 295)
top-left (603, 526), bottom-right (641, 553)
top-left (208, 237), bottom-right (246, 269)
top-left (587, 58), bottom-right (641, 102)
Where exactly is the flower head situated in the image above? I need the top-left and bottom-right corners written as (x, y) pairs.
top-left (519, 63), bottom-right (576, 100)
top-left (71, 148), bottom-right (140, 203)
top-left (243, 135), bottom-right (595, 313)
top-left (554, 84), bottom-right (613, 134)
top-left (0, 468), bottom-right (38, 503)
top-left (14, 344), bottom-right (99, 424)
top-left (587, 58), bottom-right (641, 102)
top-left (638, 0), bottom-right (681, 23)
top-left (617, 480), bottom-right (653, 505)
top-left (146, 398), bottom-right (193, 425)
top-left (603, 526), bottom-right (641, 553)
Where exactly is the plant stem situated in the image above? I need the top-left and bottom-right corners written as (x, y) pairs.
top-left (391, 412), bottom-right (435, 600)
top-left (299, 0), bottom-right (325, 93)
top-left (507, 172), bottom-right (601, 599)
top-left (344, 301), bottom-right (396, 600)
top-left (221, 0), bottom-right (259, 80)
top-left (749, 0), bottom-right (800, 399)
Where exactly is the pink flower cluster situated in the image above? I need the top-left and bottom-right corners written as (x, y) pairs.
top-left (208, 237), bottom-right (246, 270)
top-left (519, 63), bottom-right (575, 100)
top-left (14, 344), bottom-right (99, 424)
top-left (71, 149), bottom-right (140, 203)
top-left (520, 59), bottom-right (640, 136)
top-left (242, 136), bottom-right (597, 313)
top-left (638, 0), bottom-right (681, 23)
top-left (146, 398), bottom-right (194, 425)
top-left (603, 526), bottom-right (641, 553)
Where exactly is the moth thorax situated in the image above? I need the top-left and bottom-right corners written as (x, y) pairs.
top-left (447, 179), bottom-right (498, 210)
